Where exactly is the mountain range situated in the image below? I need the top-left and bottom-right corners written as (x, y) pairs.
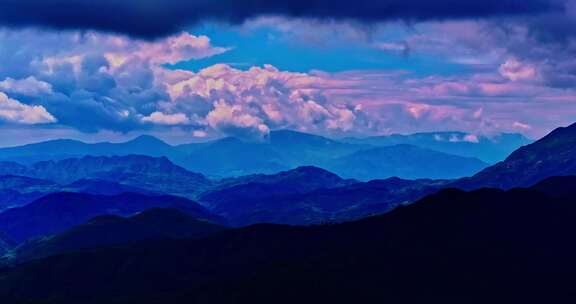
top-left (343, 132), bottom-right (532, 163)
top-left (8, 208), bottom-right (227, 265)
top-left (0, 163), bottom-right (442, 229)
top-left (0, 122), bottom-right (571, 234)
top-left (326, 144), bottom-right (488, 180)
top-left (0, 122), bottom-right (575, 303)
top-left (0, 155), bottom-right (211, 201)
top-left (0, 130), bottom-right (528, 180)
top-left (0, 192), bottom-right (221, 244)
top-left (1, 175), bottom-right (575, 303)
top-left (201, 171), bottom-right (444, 226)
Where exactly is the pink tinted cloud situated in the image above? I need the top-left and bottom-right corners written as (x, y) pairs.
top-left (0, 27), bottom-right (575, 140)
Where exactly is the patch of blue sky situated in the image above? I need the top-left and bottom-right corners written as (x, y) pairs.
top-left (170, 23), bottom-right (468, 77)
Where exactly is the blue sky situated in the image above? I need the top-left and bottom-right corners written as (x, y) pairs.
top-left (174, 22), bottom-right (466, 76)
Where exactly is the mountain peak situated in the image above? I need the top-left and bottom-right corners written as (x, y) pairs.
top-left (285, 166), bottom-right (341, 177)
top-left (127, 135), bottom-right (170, 146)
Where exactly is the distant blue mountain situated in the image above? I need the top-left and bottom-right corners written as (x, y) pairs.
top-left (0, 155), bottom-right (212, 199)
top-left (180, 130), bottom-right (365, 177)
top-left (326, 144), bottom-right (489, 180)
top-left (343, 132), bottom-right (531, 163)
top-left (0, 135), bottom-right (176, 164)
top-left (0, 129), bottom-right (527, 179)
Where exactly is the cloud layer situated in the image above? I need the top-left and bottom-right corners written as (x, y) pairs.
top-left (1, 1), bottom-right (576, 144)
top-left (0, 0), bottom-right (560, 38)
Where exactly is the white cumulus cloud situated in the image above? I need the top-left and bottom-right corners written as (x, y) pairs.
top-left (0, 92), bottom-right (56, 124)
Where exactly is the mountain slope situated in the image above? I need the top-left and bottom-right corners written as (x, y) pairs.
top-left (0, 192), bottom-right (220, 244)
top-left (202, 175), bottom-right (444, 226)
top-left (0, 136), bottom-right (176, 164)
top-left (344, 132), bottom-right (531, 163)
top-left (0, 232), bottom-right (12, 256)
top-left (10, 208), bottom-right (227, 264)
top-left (214, 166), bottom-right (356, 191)
top-left (180, 130), bottom-right (365, 177)
top-left (0, 176), bottom-right (60, 211)
top-left (327, 144), bottom-right (488, 180)
top-left (183, 137), bottom-right (289, 176)
top-left (455, 122), bottom-right (576, 190)
top-left (0, 155), bottom-right (212, 199)
top-left (2, 176), bottom-right (576, 303)
top-left (0, 130), bottom-right (504, 179)
top-left (0, 176), bottom-right (156, 212)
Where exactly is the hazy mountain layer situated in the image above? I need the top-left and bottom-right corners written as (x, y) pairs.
top-left (0, 130), bottom-right (525, 179)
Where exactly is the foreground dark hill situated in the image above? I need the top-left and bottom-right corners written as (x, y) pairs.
top-left (327, 144), bottom-right (488, 180)
top-left (344, 132), bottom-right (531, 163)
top-left (3, 176), bottom-right (575, 303)
top-left (0, 233), bottom-right (12, 257)
top-left (0, 192), bottom-right (220, 244)
top-left (456, 122), bottom-right (576, 190)
top-left (9, 208), bottom-right (227, 265)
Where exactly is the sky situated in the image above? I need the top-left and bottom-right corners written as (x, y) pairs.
top-left (0, 0), bottom-right (575, 146)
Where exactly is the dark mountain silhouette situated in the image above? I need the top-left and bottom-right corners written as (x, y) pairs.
top-left (0, 232), bottom-right (13, 256)
top-left (9, 208), bottom-right (227, 264)
top-left (455, 122), bottom-right (576, 190)
top-left (529, 175), bottom-right (576, 199)
top-left (327, 144), bottom-right (488, 180)
top-left (202, 173), bottom-right (444, 226)
top-left (1, 176), bottom-right (576, 303)
top-left (0, 192), bottom-right (221, 244)
top-left (344, 131), bottom-right (531, 163)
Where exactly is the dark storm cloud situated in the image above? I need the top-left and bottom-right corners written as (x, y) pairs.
top-left (0, 0), bottom-right (562, 38)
